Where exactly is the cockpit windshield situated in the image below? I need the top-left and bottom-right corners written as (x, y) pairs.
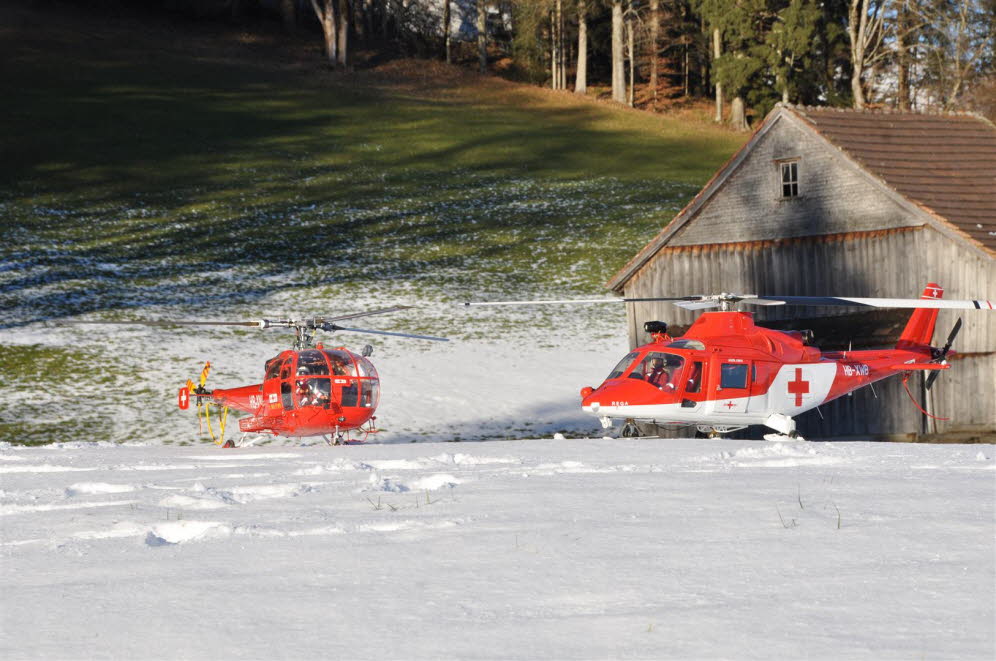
top-left (296, 350), bottom-right (329, 376)
top-left (321, 350), bottom-right (358, 376)
top-left (606, 352), bottom-right (640, 380)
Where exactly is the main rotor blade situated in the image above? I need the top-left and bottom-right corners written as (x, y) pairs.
top-left (62, 319), bottom-right (269, 328)
top-left (464, 297), bottom-right (701, 306)
top-left (318, 306), bottom-right (414, 323)
top-left (746, 296), bottom-right (993, 310)
top-left (465, 294), bottom-right (993, 311)
top-left (329, 325), bottom-right (449, 342)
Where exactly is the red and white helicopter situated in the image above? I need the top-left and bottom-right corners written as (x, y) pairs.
top-left (468, 284), bottom-right (992, 440)
top-left (70, 306), bottom-right (447, 446)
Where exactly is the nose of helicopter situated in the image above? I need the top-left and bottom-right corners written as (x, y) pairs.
top-left (580, 379), bottom-right (671, 414)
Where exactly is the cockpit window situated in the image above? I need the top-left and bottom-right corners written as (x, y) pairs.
top-left (356, 356), bottom-right (378, 379)
top-left (322, 350), bottom-right (357, 376)
top-left (265, 356), bottom-right (283, 381)
top-left (296, 350), bottom-right (329, 376)
top-left (606, 352), bottom-right (640, 380)
top-left (631, 352), bottom-right (686, 390)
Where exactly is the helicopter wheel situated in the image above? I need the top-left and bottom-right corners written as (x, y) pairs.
top-left (620, 421), bottom-right (641, 438)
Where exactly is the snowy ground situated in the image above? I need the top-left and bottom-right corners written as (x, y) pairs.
top-left (2, 439), bottom-right (993, 659)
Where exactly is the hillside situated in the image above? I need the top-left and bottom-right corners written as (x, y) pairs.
top-left (0, 3), bottom-right (745, 445)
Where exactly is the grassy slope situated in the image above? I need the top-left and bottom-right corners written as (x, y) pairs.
top-left (0, 4), bottom-right (745, 444)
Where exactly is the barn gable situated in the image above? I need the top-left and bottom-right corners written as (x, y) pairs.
top-left (608, 105), bottom-right (996, 294)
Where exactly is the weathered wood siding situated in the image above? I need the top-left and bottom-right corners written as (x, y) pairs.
top-left (620, 115), bottom-right (996, 437)
top-left (669, 115), bottom-right (922, 246)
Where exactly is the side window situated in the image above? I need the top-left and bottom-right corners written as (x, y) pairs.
top-left (780, 161), bottom-right (799, 198)
top-left (281, 380), bottom-right (294, 410)
top-left (279, 359), bottom-right (292, 380)
top-left (265, 357), bottom-right (282, 381)
top-left (686, 361), bottom-right (703, 393)
top-left (341, 382), bottom-right (359, 407)
top-left (720, 364), bottom-right (749, 389)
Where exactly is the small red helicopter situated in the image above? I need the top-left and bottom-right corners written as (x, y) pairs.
top-left (468, 284), bottom-right (992, 439)
top-left (71, 306), bottom-right (447, 446)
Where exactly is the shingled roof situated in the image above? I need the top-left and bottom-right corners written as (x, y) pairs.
top-left (789, 106), bottom-right (996, 252)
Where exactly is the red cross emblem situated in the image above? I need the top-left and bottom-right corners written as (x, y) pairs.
top-left (178, 387), bottom-right (190, 410)
top-left (724, 401), bottom-right (736, 409)
top-left (787, 368), bottom-right (810, 406)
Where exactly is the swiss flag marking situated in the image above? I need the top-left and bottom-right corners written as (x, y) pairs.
top-left (787, 368), bottom-right (810, 407)
top-left (178, 387), bottom-right (190, 410)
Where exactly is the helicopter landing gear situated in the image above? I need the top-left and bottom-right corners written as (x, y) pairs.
top-left (221, 432), bottom-right (253, 448)
top-left (323, 427), bottom-right (346, 446)
top-left (620, 420), bottom-right (641, 438)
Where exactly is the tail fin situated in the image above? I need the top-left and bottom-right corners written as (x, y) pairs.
top-left (896, 283), bottom-right (942, 350)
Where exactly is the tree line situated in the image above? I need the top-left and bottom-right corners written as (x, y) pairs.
top-left (140, 1), bottom-right (996, 125)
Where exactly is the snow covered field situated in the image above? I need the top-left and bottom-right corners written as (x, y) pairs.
top-left (2, 438), bottom-right (993, 659)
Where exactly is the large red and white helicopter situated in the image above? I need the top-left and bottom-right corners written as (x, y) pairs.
top-left (467, 284), bottom-right (992, 439)
top-left (70, 306), bottom-right (446, 446)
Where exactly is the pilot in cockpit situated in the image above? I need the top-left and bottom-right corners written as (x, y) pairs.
top-left (646, 357), bottom-right (669, 388)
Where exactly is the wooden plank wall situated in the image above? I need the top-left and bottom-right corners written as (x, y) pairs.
top-left (622, 228), bottom-right (995, 436)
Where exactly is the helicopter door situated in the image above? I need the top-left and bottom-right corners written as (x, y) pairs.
top-left (710, 360), bottom-right (752, 415)
top-left (279, 358), bottom-right (295, 410)
top-left (679, 360), bottom-right (705, 412)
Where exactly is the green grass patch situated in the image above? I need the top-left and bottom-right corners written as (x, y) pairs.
top-left (0, 5), bottom-right (745, 444)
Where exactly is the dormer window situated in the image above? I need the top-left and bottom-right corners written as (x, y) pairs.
top-left (780, 161), bottom-right (799, 198)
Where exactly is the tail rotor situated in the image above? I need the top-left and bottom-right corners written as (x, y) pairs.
top-left (925, 318), bottom-right (962, 391)
top-left (178, 361), bottom-right (229, 444)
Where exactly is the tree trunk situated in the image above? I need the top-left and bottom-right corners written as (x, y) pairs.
top-left (551, 5), bottom-right (560, 89)
top-left (337, 0), bottom-right (350, 68)
top-left (559, 1), bottom-right (567, 90)
top-left (847, 0), bottom-right (873, 109)
top-left (611, 1), bottom-right (625, 104)
top-left (477, 0), bottom-right (487, 74)
top-left (896, 0), bottom-right (911, 110)
top-left (311, 0), bottom-right (339, 66)
top-left (730, 96), bottom-right (747, 131)
top-left (281, 0), bottom-right (296, 32)
top-left (443, 0), bottom-right (451, 63)
top-left (649, 0), bottom-right (659, 106)
top-left (712, 27), bottom-right (723, 122)
top-left (575, 0), bottom-right (588, 94)
top-left (626, 2), bottom-right (634, 107)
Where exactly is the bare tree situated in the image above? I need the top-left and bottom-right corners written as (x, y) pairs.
top-left (552, 0), bottom-right (565, 89)
top-left (575, 0), bottom-right (588, 94)
top-left (612, 1), bottom-right (626, 103)
top-left (712, 26), bottom-right (722, 122)
top-left (443, 0), bottom-right (452, 63)
top-left (649, 0), bottom-right (660, 106)
top-left (847, 0), bottom-right (888, 109)
top-left (921, 0), bottom-right (995, 109)
top-left (310, 0), bottom-right (340, 66)
top-left (337, 0), bottom-right (351, 67)
top-left (478, 0), bottom-right (488, 73)
top-left (626, 1), bottom-right (636, 106)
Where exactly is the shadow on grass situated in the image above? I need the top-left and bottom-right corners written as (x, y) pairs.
top-left (0, 3), bottom-right (740, 328)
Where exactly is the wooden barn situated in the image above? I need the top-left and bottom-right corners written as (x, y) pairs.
top-left (607, 104), bottom-right (995, 440)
